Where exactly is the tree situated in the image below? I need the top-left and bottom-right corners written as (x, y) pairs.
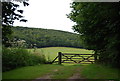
top-left (68, 2), bottom-right (120, 67)
top-left (1, 1), bottom-right (29, 47)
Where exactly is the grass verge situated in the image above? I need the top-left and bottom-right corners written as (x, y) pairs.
top-left (81, 64), bottom-right (119, 79)
top-left (2, 64), bottom-right (62, 79)
top-left (2, 64), bottom-right (83, 80)
top-left (3, 64), bottom-right (119, 80)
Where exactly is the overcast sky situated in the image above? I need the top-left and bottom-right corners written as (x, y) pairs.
top-left (13, 0), bottom-right (76, 33)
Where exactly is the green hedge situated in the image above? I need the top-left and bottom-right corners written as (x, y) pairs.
top-left (2, 47), bottom-right (46, 72)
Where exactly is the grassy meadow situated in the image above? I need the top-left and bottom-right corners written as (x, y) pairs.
top-left (28, 47), bottom-right (94, 61)
top-left (3, 47), bottom-right (119, 80)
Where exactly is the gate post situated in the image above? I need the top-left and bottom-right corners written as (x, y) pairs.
top-left (58, 52), bottom-right (62, 64)
top-left (94, 53), bottom-right (97, 63)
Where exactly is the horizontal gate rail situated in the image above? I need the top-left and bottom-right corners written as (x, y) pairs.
top-left (62, 53), bottom-right (94, 55)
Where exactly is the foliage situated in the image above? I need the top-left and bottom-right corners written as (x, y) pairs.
top-left (2, 1), bottom-right (29, 47)
top-left (68, 2), bottom-right (120, 67)
top-left (12, 26), bottom-right (83, 48)
top-left (2, 1), bottom-right (28, 25)
top-left (2, 47), bottom-right (46, 72)
top-left (10, 39), bottom-right (28, 48)
top-left (2, 25), bottom-right (13, 47)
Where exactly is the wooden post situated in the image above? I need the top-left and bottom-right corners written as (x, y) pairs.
top-left (94, 54), bottom-right (97, 63)
top-left (58, 52), bottom-right (62, 64)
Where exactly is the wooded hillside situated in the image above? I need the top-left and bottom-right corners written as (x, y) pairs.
top-left (11, 26), bottom-right (83, 48)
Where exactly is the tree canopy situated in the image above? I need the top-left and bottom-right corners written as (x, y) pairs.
top-left (1, 1), bottom-right (29, 47)
top-left (68, 2), bottom-right (120, 67)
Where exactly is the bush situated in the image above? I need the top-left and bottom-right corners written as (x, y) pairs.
top-left (2, 47), bottom-right (46, 72)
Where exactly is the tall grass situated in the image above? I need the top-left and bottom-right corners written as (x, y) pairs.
top-left (2, 47), bottom-right (46, 72)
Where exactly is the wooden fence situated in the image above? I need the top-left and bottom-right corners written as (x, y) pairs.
top-left (51, 52), bottom-right (98, 64)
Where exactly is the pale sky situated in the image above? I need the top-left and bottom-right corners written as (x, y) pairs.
top-left (13, 0), bottom-right (75, 33)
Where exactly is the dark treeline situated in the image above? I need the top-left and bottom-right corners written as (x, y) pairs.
top-left (68, 2), bottom-right (120, 68)
top-left (11, 26), bottom-right (83, 48)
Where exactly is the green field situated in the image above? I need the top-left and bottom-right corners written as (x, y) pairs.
top-left (3, 47), bottom-right (119, 80)
top-left (28, 47), bottom-right (94, 61)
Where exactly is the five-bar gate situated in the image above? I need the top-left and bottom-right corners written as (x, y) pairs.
top-left (51, 52), bottom-right (97, 64)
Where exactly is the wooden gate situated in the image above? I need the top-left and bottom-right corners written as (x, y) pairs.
top-left (51, 52), bottom-right (97, 64)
